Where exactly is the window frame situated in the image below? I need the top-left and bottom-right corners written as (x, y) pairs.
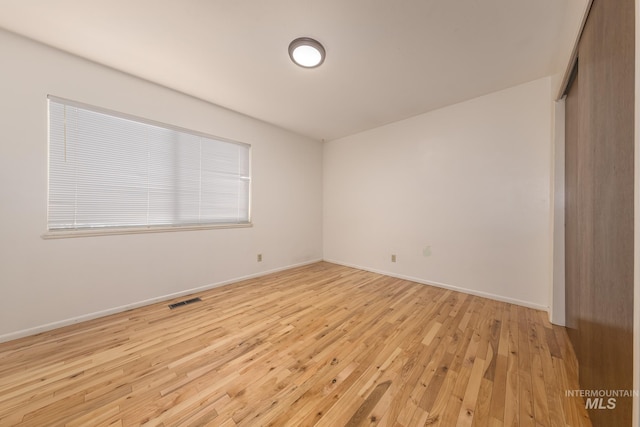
top-left (44, 96), bottom-right (252, 239)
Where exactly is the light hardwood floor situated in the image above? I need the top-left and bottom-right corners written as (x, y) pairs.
top-left (0, 262), bottom-right (591, 426)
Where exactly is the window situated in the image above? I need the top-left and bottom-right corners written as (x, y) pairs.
top-left (47, 97), bottom-right (251, 234)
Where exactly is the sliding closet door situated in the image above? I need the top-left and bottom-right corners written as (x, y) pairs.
top-left (564, 67), bottom-right (580, 353)
top-left (564, 0), bottom-right (634, 425)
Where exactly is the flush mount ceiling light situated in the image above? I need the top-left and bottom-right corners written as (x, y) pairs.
top-left (288, 37), bottom-right (325, 68)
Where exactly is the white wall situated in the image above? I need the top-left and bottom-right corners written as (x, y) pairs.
top-left (0, 29), bottom-right (323, 341)
top-left (324, 77), bottom-right (553, 310)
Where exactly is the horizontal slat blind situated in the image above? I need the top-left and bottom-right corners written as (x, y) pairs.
top-left (48, 98), bottom-right (250, 231)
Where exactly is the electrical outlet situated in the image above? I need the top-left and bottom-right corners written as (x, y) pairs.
top-left (391, 254), bottom-right (396, 262)
top-left (257, 254), bottom-right (262, 262)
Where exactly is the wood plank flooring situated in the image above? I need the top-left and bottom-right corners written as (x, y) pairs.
top-left (0, 262), bottom-right (591, 426)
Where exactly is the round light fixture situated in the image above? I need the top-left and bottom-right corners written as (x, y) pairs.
top-left (288, 37), bottom-right (325, 68)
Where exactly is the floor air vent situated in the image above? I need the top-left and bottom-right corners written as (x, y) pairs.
top-left (168, 297), bottom-right (202, 309)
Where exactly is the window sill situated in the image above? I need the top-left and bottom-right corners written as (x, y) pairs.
top-left (42, 222), bottom-right (253, 239)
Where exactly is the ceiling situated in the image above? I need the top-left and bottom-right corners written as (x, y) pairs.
top-left (0, 0), bottom-right (587, 141)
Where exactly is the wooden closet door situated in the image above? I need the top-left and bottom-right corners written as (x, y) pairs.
top-left (564, 66), bottom-right (580, 354)
top-left (564, 0), bottom-right (634, 425)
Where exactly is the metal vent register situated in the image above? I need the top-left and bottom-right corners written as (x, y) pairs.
top-left (168, 297), bottom-right (202, 309)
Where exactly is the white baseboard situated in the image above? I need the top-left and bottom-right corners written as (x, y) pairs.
top-left (0, 259), bottom-right (322, 344)
top-left (1, 258), bottom-right (549, 344)
top-left (323, 258), bottom-right (550, 312)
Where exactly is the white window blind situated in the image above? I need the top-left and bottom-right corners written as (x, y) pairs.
top-left (48, 97), bottom-right (251, 231)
